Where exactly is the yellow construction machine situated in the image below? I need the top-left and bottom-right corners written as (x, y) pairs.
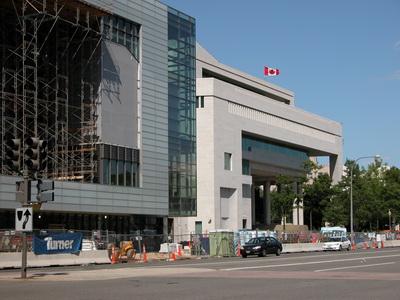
top-left (109, 241), bottom-right (136, 260)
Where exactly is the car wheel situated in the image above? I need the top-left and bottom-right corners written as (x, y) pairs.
top-left (259, 249), bottom-right (267, 257)
top-left (339, 245), bottom-right (343, 251)
top-left (276, 248), bottom-right (281, 256)
top-left (242, 254), bottom-right (247, 258)
top-left (347, 245), bottom-right (351, 251)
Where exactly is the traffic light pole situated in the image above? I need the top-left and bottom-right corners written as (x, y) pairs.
top-left (21, 167), bottom-right (30, 279)
top-left (6, 137), bottom-right (49, 278)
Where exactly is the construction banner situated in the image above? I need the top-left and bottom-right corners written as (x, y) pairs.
top-left (33, 233), bottom-right (83, 255)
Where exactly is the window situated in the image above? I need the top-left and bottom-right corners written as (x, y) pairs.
top-left (99, 144), bottom-right (139, 187)
top-left (242, 135), bottom-right (308, 159)
top-left (118, 161), bottom-right (124, 186)
top-left (195, 221), bottom-right (202, 234)
top-left (196, 96), bottom-right (204, 108)
top-left (102, 16), bottom-right (140, 60)
top-left (103, 159), bottom-right (109, 184)
top-left (110, 160), bottom-right (117, 185)
top-left (168, 8), bottom-right (196, 217)
top-left (242, 159), bottom-right (250, 175)
top-left (224, 152), bottom-right (232, 171)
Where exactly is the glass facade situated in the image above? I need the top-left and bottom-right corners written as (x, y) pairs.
top-left (167, 8), bottom-right (197, 216)
top-left (100, 144), bottom-right (139, 187)
top-left (242, 135), bottom-right (309, 159)
top-left (102, 16), bottom-right (140, 60)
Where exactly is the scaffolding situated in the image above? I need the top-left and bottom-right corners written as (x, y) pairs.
top-left (1, 0), bottom-right (112, 182)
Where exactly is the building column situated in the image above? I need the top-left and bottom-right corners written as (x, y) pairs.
top-left (163, 217), bottom-right (168, 243)
top-left (292, 181), bottom-right (304, 226)
top-left (330, 154), bottom-right (343, 184)
top-left (263, 181), bottom-right (271, 225)
top-left (251, 184), bottom-right (256, 227)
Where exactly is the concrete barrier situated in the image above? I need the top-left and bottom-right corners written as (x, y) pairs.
top-left (382, 240), bottom-right (400, 247)
top-left (2, 240), bottom-right (400, 269)
top-left (0, 250), bottom-right (109, 269)
top-left (282, 243), bottom-right (323, 253)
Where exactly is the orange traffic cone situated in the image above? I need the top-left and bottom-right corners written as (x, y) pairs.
top-left (381, 241), bottom-right (385, 248)
top-left (142, 244), bottom-right (148, 262)
top-left (188, 241), bottom-right (191, 249)
top-left (363, 242), bottom-right (367, 249)
top-left (373, 240), bottom-right (377, 248)
top-left (111, 244), bottom-right (116, 264)
top-left (352, 241), bottom-right (356, 250)
top-left (171, 247), bottom-right (177, 261)
top-left (237, 242), bottom-right (241, 256)
top-left (177, 244), bottom-right (182, 257)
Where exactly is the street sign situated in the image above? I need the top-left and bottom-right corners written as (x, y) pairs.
top-left (15, 207), bottom-right (33, 232)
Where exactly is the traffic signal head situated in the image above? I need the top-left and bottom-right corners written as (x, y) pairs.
top-left (36, 179), bottom-right (54, 202)
top-left (5, 139), bottom-right (21, 171)
top-left (39, 140), bottom-right (47, 170)
top-left (24, 137), bottom-right (40, 171)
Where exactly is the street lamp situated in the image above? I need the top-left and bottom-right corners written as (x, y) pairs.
top-left (350, 155), bottom-right (380, 246)
top-left (388, 209), bottom-right (392, 231)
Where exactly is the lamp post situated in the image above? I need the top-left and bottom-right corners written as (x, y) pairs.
top-left (350, 155), bottom-right (380, 246)
top-left (388, 209), bottom-right (392, 231)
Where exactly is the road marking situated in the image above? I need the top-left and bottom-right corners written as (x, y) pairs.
top-left (221, 254), bottom-right (400, 271)
top-left (315, 262), bottom-right (395, 272)
top-left (145, 250), bottom-right (396, 269)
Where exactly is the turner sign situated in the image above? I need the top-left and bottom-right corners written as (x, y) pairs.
top-left (33, 233), bottom-right (83, 254)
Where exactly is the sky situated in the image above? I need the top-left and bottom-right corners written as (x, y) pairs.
top-left (161, 0), bottom-right (400, 168)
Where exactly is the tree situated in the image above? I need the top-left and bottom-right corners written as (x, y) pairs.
top-left (299, 161), bottom-right (335, 230)
top-left (357, 159), bottom-right (385, 231)
top-left (326, 157), bottom-right (388, 232)
top-left (303, 173), bottom-right (335, 230)
top-left (322, 159), bottom-right (353, 229)
top-left (381, 167), bottom-right (400, 230)
top-left (270, 174), bottom-right (300, 230)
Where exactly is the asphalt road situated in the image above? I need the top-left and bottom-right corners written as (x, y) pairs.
top-left (1, 248), bottom-right (400, 300)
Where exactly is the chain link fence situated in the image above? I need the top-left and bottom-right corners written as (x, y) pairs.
top-left (1, 228), bottom-right (399, 254)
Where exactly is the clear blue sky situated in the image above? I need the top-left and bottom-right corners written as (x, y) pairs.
top-left (161, 0), bottom-right (400, 168)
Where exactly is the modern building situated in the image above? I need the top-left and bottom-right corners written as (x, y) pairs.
top-left (1, 0), bottom-right (343, 240)
top-left (0, 0), bottom-right (196, 236)
top-left (174, 44), bottom-right (343, 235)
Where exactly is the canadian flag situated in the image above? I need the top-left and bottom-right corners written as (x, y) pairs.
top-left (264, 67), bottom-right (280, 76)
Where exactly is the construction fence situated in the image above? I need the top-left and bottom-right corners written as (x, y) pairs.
top-left (1, 228), bottom-right (399, 255)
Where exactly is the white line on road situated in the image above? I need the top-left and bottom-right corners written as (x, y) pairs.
top-left (221, 254), bottom-right (400, 271)
top-left (315, 262), bottom-right (395, 272)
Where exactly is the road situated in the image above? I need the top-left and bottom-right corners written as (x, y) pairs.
top-left (1, 248), bottom-right (400, 299)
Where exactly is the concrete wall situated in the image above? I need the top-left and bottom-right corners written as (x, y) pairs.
top-left (177, 45), bottom-right (343, 235)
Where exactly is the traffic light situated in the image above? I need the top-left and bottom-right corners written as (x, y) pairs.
top-left (15, 180), bottom-right (31, 204)
top-left (39, 140), bottom-right (47, 171)
top-left (36, 179), bottom-right (54, 202)
top-left (24, 137), bottom-right (40, 171)
top-left (5, 139), bottom-right (21, 171)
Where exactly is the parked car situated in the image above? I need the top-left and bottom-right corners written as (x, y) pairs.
top-left (240, 236), bottom-right (282, 258)
top-left (323, 236), bottom-right (351, 251)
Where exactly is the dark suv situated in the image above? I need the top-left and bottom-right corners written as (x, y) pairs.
top-left (240, 236), bottom-right (282, 258)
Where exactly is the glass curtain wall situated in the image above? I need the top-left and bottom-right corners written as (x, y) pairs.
top-left (167, 8), bottom-right (197, 216)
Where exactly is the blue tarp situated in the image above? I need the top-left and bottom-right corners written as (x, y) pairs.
top-left (33, 233), bottom-right (83, 255)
